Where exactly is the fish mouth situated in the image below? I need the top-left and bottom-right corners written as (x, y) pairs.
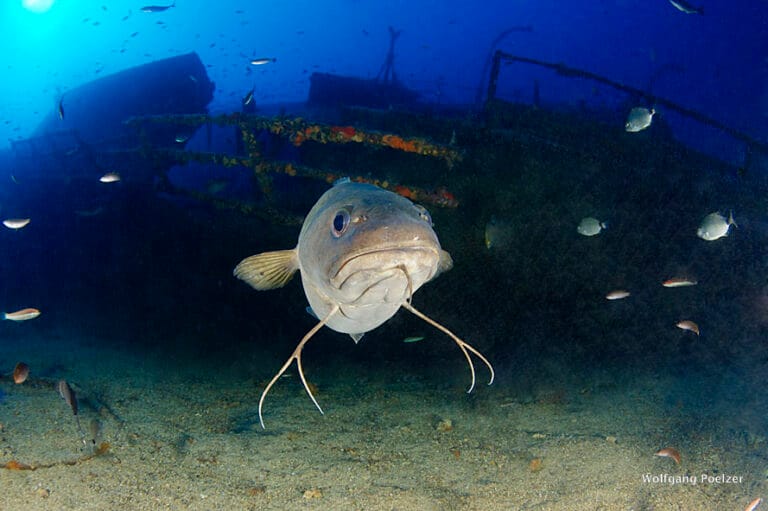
top-left (330, 242), bottom-right (440, 290)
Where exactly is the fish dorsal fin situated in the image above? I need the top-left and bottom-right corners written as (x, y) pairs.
top-left (333, 176), bottom-right (351, 186)
top-left (349, 332), bottom-right (365, 344)
top-left (233, 249), bottom-right (299, 290)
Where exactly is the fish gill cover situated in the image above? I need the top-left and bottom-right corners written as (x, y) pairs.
top-left (0, 1), bottom-right (766, 509)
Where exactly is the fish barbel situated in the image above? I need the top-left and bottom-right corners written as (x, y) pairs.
top-left (234, 179), bottom-right (494, 427)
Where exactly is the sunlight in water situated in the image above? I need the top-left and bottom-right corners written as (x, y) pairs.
top-left (22, 0), bottom-right (54, 13)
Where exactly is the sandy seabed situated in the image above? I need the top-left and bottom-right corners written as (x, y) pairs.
top-left (0, 333), bottom-right (764, 511)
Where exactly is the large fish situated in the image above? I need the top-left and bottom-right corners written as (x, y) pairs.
top-left (234, 179), bottom-right (494, 427)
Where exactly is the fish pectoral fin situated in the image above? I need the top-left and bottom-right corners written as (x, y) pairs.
top-left (349, 332), bottom-right (365, 344)
top-left (434, 249), bottom-right (454, 278)
top-left (233, 249), bottom-right (299, 290)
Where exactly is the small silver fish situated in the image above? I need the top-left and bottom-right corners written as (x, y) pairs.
top-left (242, 89), bottom-right (254, 106)
top-left (662, 277), bottom-right (697, 288)
top-left (403, 336), bottom-right (425, 343)
top-left (669, 0), bottom-right (703, 14)
top-left (250, 57), bottom-right (276, 66)
top-left (697, 211), bottom-right (737, 241)
top-left (676, 320), bottom-right (700, 335)
top-left (625, 107), bottom-right (655, 132)
top-left (99, 172), bottom-right (121, 183)
top-left (2, 218), bottom-right (30, 230)
top-left (174, 134), bottom-right (189, 143)
top-left (234, 179), bottom-right (494, 428)
top-left (577, 217), bottom-right (607, 237)
top-left (58, 98), bottom-right (65, 120)
top-left (606, 290), bottom-right (630, 300)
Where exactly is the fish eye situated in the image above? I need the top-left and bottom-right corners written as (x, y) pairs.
top-left (331, 209), bottom-right (351, 237)
top-left (414, 204), bottom-right (432, 225)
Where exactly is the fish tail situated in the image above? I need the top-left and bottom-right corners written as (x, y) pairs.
top-left (1, 313), bottom-right (5, 320)
top-left (728, 210), bottom-right (738, 228)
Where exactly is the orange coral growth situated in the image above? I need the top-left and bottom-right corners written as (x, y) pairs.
top-left (381, 134), bottom-right (419, 153)
top-left (330, 126), bottom-right (356, 139)
top-left (5, 460), bottom-right (33, 470)
top-left (393, 185), bottom-right (417, 200)
top-left (292, 132), bottom-right (306, 147)
top-left (430, 188), bottom-right (459, 207)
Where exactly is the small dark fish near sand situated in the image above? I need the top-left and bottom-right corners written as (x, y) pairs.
top-left (57, 379), bottom-right (78, 415)
top-left (140, 1), bottom-right (175, 13)
top-left (13, 362), bottom-right (29, 384)
top-left (57, 379), bottom-right (86, 444)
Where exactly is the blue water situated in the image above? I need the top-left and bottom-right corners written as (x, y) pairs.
top-left (0, 1), bottom-right (765, 162)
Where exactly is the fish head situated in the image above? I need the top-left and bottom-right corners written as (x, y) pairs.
top-left (297, 181), bottom-right (450, 335)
